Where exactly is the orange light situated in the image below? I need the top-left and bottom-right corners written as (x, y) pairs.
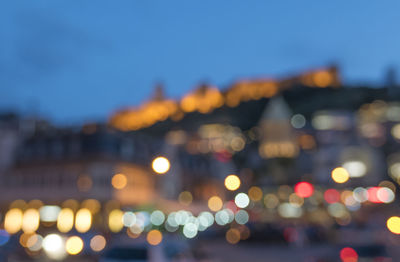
top-left (248, 186), bottom-right (263, 201)
top-left (111, 174), bottom-right (127, 189)
top-left (147, 230), bottom-right (162, 245)
top-left (208, 196), bottom-right (223, 212)
top-left (225, 228), bottom-right (241, 244)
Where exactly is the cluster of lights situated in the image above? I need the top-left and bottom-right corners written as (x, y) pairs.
top-left (110, 68), bottom-right (338, 131)
top-left (0, 231), bottom-right (106, 260)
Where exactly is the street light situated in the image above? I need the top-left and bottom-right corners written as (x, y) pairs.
top-left (152, 156), bottom-right (170, 174)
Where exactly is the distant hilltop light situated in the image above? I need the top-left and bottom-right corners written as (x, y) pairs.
top-left (110, 67), bottom-right (340, 131)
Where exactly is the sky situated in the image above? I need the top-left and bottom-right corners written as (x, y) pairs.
top-left (1, 1), bottom-right (400, 124)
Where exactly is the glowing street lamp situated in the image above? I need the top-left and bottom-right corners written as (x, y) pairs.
top-left (152, 156), bottom-right (170, 174)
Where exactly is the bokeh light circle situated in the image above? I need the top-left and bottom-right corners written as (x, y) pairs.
top-left (224, 175), bottom-right (241, 191)
top-left (65, 236), bottom-right (84, 255)
top-left (294, 182), bottom-right (314, 198)
top-left (387, 216), bottom-right (400, 234)
top-left (152, 157), bottom-right (170, 174)
top-left (331, 167), bottom-right (349, 183)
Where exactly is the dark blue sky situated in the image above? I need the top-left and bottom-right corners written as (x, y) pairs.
top-left (1, 1), bottom-right (400, 124)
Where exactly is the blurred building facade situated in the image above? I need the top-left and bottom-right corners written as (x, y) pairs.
top-left (1, 66), bottom-right (400, 210)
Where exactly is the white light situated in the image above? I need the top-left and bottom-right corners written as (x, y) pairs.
top-left (152, 157), bottom-right (170, 174)
top-left (165, 222), bottom-right (178, 232)
top-left (135, 212), bottom-right (150, 227)
top-left (198, 212), bottom-right (214, 227)
top-left (215, 210), bottom-right (230, 226)
top-left (197, 216), bottom-right (208, 231)
top-left (42, 234), bottom-right (66, 260)
top-left (27, 234), bottom-right (43, 252)
top-left (278, 203), bottom-right (303, 218)
top-left (150, 210), bottom-right (165, 226)
top-left (353, 187), bottom-right (369, 203)
top-left (344, 195), bottom-right (361, 211)
top-left (122, 212), bottom-right (136, 227)
top-left (129, 224), bottom-right (143, 234)
top-left (235, 210), bottom-right (249, 225)
top-left (389, 163), bottom-right (400, 179)
top-left (183, 223), bottom-right (198, 238)
top-left (225, 209), bottom-right (235, 223)
top-left (175, 210), bottom-right (191, 225)
top-left (291, 114), bottom-right (306, 129)
top-left (235, 193), bottom-right (250, 208)
top-left (39, 206), bottom-right (61, 222)
top-left (377, 187), bottom-right (395, 203)
top-left (167, 212), bottom-right (178, 227)
top-left (327, 203), bottom-right (347, 218)
top-left (342, 161), bottom-right (367, 178)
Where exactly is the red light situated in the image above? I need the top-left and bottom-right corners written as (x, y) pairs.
top-left (324, 189), bottom-right (340, 204)
top-left (215, 150), bottom-right (232, 163)
top-left (340, 247), bottom-right (358, 262)
top-left (367, 187), bottom-right (382, 203)
top-left (225, 200), bottom-right (239, 213)
top-left (294, 182), bottom-right (314, 198)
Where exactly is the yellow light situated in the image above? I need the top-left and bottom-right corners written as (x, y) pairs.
top-left (224, 175), bottom-right (241, 191)
top-left (62, 199), bottom-right (79, 212)
top-left (27, 199), bottom-right (43, 209)
top-left (147, 229), bottom-right (163, 246)
top-left (225, 228), bottom-right (241, 244)
top-left (248, 186), bottom-right (263, 201)
top-left (57, 208), bottom-right (74, 233)
top-left (331, 167), bottom-right (350, 183)
top-left (289, 193), bottom-right (304, 207)
top-left (4, 208), bottom-right (23, 234)
top-left (391, 124), bottom-right (400, 140)
top-left (111, 173), bottom-right (127, 189)
top-left (81, 199), bottom-right (101, 214)
top-left (22, 208), bottom-right (40, 233)
top-left (264, 194), bottom-right (279, 209)
top-left (65, 236), bottom-right (84, 255)
top-left (152, 156), bottom-right (170, 174)
top-left (178, 191), bottom-right (193, 206)
top-left (75, 208), bottom-right (92, 233)
top-left (387, 216), bottom-right (400, 234)
top-left (208, 196), bottom-right (223, 212)
top-left (10, 199), bottom-right (27, 209)
top-left (108, 209), bottom-right (124, 233)
top-left (90, 235), bottom-right (106, 252)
